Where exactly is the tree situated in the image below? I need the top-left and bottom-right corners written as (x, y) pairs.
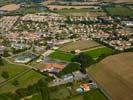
top-left (12, 80), bottom-right (19, 86)
top-left (37, 79), bottom-right (49, 100)
top-left (0, 56), bottom-right (3, 65)
top-left (58, 62), bottom-right (81, 77)
top-left (72, 53), bottom-right (95, 68)
top-left (1, 71), bottom-right (9, 79)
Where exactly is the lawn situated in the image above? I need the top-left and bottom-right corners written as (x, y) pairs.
top-left (48, 51), bottom-right (75, 61)
top-left (105, 6), bottom-right (133, 17)
top-left (84, 47), bottom-right (113, 59)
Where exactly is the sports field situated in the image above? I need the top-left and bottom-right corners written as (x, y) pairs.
top-left (105, 6), bottom-right (133, 17)
top-left (88, 52), bottom-right (133, 100)
top-left (84, 47), bottom-right (113, 59)
top-left (53, 8), bottom-right (106, 17)
top-left (48, 51), bottom-right (75, 61)
top-left (59, 40), bottom-right (101, 52)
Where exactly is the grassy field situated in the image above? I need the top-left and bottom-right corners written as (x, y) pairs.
top-left (0, 70), bottom-right (46, 93)
top-left (103, 0), bottom-right (133, 3)
top-left (9, 5), bottom-right (50, 15)
top-left (48, 51), bottom-right (75, 61)
top-left (88, 52), bottom-right (133, 100)
top-left (84, 47), bottom-right (113, 59)
top-left (59, 40), bottom-right (101, 52)
top-left (30, 95), bottom-right (42, 100)
top-left (105, 6), bottom-right (133, 17)
top-left (0, 58), bottom-right (28, 83)
top-left (53, 8), bottom-right (106, 17)
top-left (50, 86), bottom-right (70, 100)
top-left (67, 89), bottom-right (107, 100)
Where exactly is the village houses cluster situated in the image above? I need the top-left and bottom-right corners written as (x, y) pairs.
top-left (0, 12), bottom-right (133, 56)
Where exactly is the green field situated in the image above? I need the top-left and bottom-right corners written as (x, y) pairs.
top-left (105, 6), bottom-right (133, 17)
top-left (0, 58), bottom-right (28, 83)
top-left (0, 58), bottom-right (46, 93)
top-left (54, 8), bottom-right (106, 17)
top-left (48, 51), bottom-right (75, 61)
top-left (0, 70), bottom-right (46, 93)
top-left (50, 86), bottom-right (70, 100)
top-left (55, 8), bottom-right (103, 14)
top-left (8, 5), bottom-right (50, 15)
top-left (67, 89), bottom-right (107, 100)
top-left (84, 47), bottom-right (113, 59)
top-left (31, 95), bottom-right (42, 100)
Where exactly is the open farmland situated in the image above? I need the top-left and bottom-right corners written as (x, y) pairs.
top-left (88, 52), bottom-right (133, 100)
top-left (0, 4), bottom-right (20, 12)
top-left (84, 47), bottom-right (113, 59)
top-left (105, 6), bottom-right (133, 17)
top-left (59, 40), bottom-right (101, 52)
top-left (52, 7), bottom-right (106, 17)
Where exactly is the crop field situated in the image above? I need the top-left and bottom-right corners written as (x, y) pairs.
top-left (0, 4), bottom-right (20, 12)
top-left (52, 7), bottom-right (106, 17)
top-left (88, 52), bottom-right (133, 100)
top-left (105, 6), bottom-right (133, 17)
top-left (59, 40), bottom-right (101, 52)
top-left (84, 47), bottom-right (113, 59)
top-left (48, 51), bottom-right (75, 61)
